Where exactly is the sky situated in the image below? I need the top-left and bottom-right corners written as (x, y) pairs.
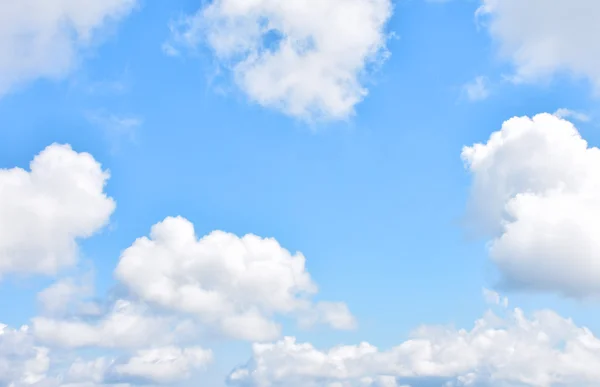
top-left (2, 0), bottom-right (600, 386)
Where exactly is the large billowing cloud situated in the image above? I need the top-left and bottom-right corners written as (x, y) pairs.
top-left (166, 0), bottom-right (392, 121)
top-left (477, 0), bottom-right (600, 89)
top-left (0, 144), bottom-right (115, 279)
top-left (114, 216), bottom-right (356, 342)
top-left (0, 0), bottom-right (138, 95)
top-left (229, 301), bottom-right (600, 387)
top-left (463, 113), bottom-right (600, 297)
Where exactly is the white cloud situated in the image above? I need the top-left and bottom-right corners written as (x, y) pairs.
top-left (229, 304), bottom-right (600, 387)
top-left (0, 0), bottom-right (137, 95)
top-left (477, 0), bottom-right (600, 90)
top-left (32, 300), bottom-right (175, 349)
top-left (64, 357), bottom-right (112, 385)
top-left (114, 216), bottom-right (355, 342)
top-left (463, 113), bottom-right (600, 297)
top-left (0, 324), bottom-right (50, 387)
top-left (553, 108), bottom-right (591, 122)
top-left (112, 346), bottom-right (213, 384)
top-left (482, 288), bottom-right (508, 308)
top-left (299, 302), bottom-right (357, 331)
top-left (62, 346), bottom-right (212, 385)
top-left (1, 323), bottom-right (210, 387)
top-left (0, 144), bottom-right (115, 279)
top-left (463, 76), bottom-right (489, 101)
top-left (166, 0), bottom-right (393, 121)
top-left (37, 275), bottom-right (102, 317)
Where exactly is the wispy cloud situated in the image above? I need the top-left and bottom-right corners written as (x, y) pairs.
top-left (553, 108), bottom-right (591, 122)
top-left (85, 110), bottom-right (143, 151)
top-left (463, 76), bottom-right (490, 101)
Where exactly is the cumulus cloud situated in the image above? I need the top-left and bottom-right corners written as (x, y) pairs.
top-left (477, 0), bottom-right (600, 90)
top-left (463, 113), bottom-right (600, 297)
top-left (1, 322), bottom-right (211, 386)
top-left (0, 144), bottom-right (115, 279)
top-left (114, 216), bottom-right (355, 342)
top-left (166, 0), bottom-right (393, 121)
top-left (0, 0), bottom-right (137, 95)
top-left (229, 303), bottom-right (600, 387)
top-left (0, 324), bottom-right (50, 387)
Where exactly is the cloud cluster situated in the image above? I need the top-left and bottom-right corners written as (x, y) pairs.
top-left (5, 117), bottom-right (600, 386)
top-left (114, 216), bottom-right (355, 342)
top-left (0, 142), bottom-right (358, 386)
top-left (166, 0), bottom-right (393, 120)
top-left (0, 144), bottom-right (115, 279)
top-left (477, 0), bottom-right (600, 90)
top-left (0, 0), bottom-right (137, 95)
top-left (229, 304), bottom-right (600, 387)
top-left (463, 113), bottom-right (600, 298)
top-left (0, 321), bottom-right (212, 386)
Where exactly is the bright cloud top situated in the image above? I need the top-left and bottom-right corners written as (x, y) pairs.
top-left (0, 0), bottom-right (137, 95)
top-left (167, 0), bottom-right (393, 121)
top-left (477, 0), bottom-right (600, 90)
top-left (229, 304), bottom-right (600, 387)
top-left (463, 113), bottom-right (600, 297)
top-left (0, 144), bottom-right (115, 279)
top-left (115, 216), bottom-right (356, 342)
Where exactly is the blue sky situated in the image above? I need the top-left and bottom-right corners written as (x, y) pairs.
top-left (2, 1), bottom-right (600, 386)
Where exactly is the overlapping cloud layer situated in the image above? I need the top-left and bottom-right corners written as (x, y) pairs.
top-left (229, 302), bottom-right (600, 387)
top-left (2, 2), bottom-right (600, 385)
top-left (3, 112), bottom-right (600, 386)
top-left (0, 144), bottom-right (355, 386)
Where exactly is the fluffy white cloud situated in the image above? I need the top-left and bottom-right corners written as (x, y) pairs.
top-left (229, 303), bottom-right (600, 387)
top-left (0, 0), bottom-right (137, 95)
top-left (166, 0), bottom-right (392, 120)
top-left (114, 216), bottom-right (355, 342)
top-left (477, 0), bottom-right (600, 89)
top-left (112, 346), bottom-right (212, 384)
top-left (1, 323), bottom-right (209, 386)
top-left (0, 144), bottom-right (115, 279)
top-left (0, 324), bottom-right (50, 387)
top-left (463, 113), bottom-right (600, 297)
top-left (32, 300), bottom-right (175, 349)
